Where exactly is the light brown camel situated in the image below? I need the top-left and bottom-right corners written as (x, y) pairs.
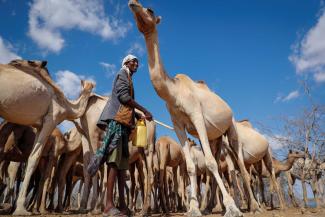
top-left (0, 59), bottom-right (95, 215)
top-left (251, 150), bottom-right (305, 209)
top-left (54, 127), bottom-right (83, 212)
top-left (154, 136), bottom-right (187, 214)
top-left (128, 1), bottom-right (259, 216)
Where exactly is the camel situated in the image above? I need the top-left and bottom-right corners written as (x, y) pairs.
top-left (54, 127), bottom-right (83, 212)
top-left (128, 1), bottom-right (261, 216)
top-left (286, 153), bottom-right (320, 208)
top-left (128, 143), bottom-right (147, 212)
top-left (154, 136), bottom-right (187, 213)
top-left (0, 121), bottom-right (35, 163)
top-left (251, 150), bottom-right (305, 209)
top-left (0, 59), bottom-right (95, 215)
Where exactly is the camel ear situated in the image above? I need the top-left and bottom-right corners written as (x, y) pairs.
top-left (289, 149), bottom-right (292, 154)
top-left (156, 16), bottom-right (161, 24)
top-left (41, 61), bottom-right (47, 67)
top-left (81, 80), bottom-right (85, 87)
top-left (28, 60), bottom-right (34, 65)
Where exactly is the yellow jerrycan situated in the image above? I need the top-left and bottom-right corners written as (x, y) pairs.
top-left (132, 119), bottom-right (147, 148)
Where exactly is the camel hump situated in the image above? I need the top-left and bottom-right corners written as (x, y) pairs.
top-left (237, 119), bottom-right (253, 128)
top-left (8, 59), bottom-right (65, 98)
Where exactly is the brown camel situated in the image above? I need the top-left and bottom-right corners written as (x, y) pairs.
top-left (54, 127), bottom-right (83, 212)
top-left (154, 136), bottom-right (187, 214)
top-left (251, 150), bottom-right (305, 209)
top-left (0, 59), bottom-right (94, 215)
top-left (128, 1), bottom-right (260, 216)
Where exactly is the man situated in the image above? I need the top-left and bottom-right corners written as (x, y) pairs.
top-left (89, 54), bottom-right (152, 216)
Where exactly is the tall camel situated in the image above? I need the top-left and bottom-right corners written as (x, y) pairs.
top-left (0, 59), bottom-right (95, 215)
top-left (154, 136), bottom-right (187, 213)
top-left (128, 1), bottom-right (259, 216)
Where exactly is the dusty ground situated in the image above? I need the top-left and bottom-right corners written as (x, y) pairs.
top-left (0, 208), bottom-right (325, 217)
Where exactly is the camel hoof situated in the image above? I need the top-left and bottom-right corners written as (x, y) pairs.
top-left (13, 207), bottom-right (32, 216)
top-left (202, 208), bottom-right (212, 215)
top-left (0, 203), bottom-right (12, 215)
top-left (224, 204), bottom-right (243, 217)
top-left (91, 209), bottom-right (101, 215)
top-left (78, 207), bottom-right (88, 214)
top-left (186, 208), bottom-right (202, 217)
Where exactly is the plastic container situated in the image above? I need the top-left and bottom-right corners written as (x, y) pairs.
top-left (132, 119), bottom-right (147, 148)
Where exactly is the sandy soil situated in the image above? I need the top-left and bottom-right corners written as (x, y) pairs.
top-left (0, 208), bottom-right (325, 217)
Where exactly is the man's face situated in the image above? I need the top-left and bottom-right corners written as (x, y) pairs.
top-left (126, 59), bottom-right (139, 74)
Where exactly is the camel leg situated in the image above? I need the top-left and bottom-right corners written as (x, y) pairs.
top-left (159, 164), bottom-right (169, 213)
top-left (39, 155), bottom-right (56, 214)
top-left (226, 122), bottom-right (261, 213)
top-left (129, 163), bottom-right (136, 211)
top-left (143, 148), bottom-right (153, 215)
top-left (285, 172), bottom-right (299, 207)
top-left (136, 159), bottom-right (145, 210)
top-left (201, 171), bottom-right (210, 212)
top-left (13, 121), bottom-right (55, 216)
top-left (79, 136), bottom-right (92, 212)
top-left (90, 174), bottom-right (99, 213)
top-left (4, 162), bottom-right (20, 204)
top-left (56, 153), bottom-right (79, 212)
top-left (263, 151), bottom-right (286, 209)
top-left (172, 122), bottom-right (202, 217)
top-left (189, 115), bottom-right (242, 217)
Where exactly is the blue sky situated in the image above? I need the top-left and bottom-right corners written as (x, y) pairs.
top-left (1, 0), bottom-right (325, 152)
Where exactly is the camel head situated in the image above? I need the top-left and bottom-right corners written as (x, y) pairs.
top-left (9, 59), bottom-right (49, 75)
top-left (128, 0), bottom-right (161, 35)
top-left (79, 80), bottom-right (95, 96)
top-left (288, 149), bottom-right (305, 160)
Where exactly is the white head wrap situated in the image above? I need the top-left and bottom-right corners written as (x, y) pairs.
top-left (122, 54), bottom-right (138, 67)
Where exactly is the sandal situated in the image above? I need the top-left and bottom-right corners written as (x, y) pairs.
top-left (102, 207), bottom-right (121, 217)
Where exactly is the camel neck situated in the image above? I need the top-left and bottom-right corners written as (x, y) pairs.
top-left (65, 90), bottom-right (90, 120)
top-left (144, 31), bottom-right (173, 101)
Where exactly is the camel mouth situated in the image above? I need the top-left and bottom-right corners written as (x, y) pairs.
top-left (128, 0), bottom-right (141, 12)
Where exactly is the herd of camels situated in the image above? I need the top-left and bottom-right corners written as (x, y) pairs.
top-left (0, 1), bottom-right (324, 217)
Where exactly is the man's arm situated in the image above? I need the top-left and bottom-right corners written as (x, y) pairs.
top-left (125, 99), bottom-right (152, 121)
top-left (115, 73), bottom-right (152, 121)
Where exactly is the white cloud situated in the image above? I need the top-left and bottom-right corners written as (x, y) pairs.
top-left (0, 36), bottom-right (21, 64)
top-left (126, 42), bottom-right (145, 57)
top-left (264, 134), bottom-right (287, 150)
top-left (28, 0), bottom-right (131, 53)
top-left (283, 90), bottom-right (299, 101)
top-left (289, 8), bottom-right (325, 83)
top-left (274, 90), bottom-right (299, 103)
top-left (100, 62), bottom-right (117, 78)
top-left (314, 72), bottom-right (325, 83)
top-left (55, 70), bottom-right (96, 99)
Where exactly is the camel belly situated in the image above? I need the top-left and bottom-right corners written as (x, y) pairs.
top-left (0, 70), bottom-right (52, 125)
top-left (237, 124), bottom-right (269, 164)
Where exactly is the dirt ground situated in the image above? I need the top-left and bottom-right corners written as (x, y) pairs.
top-left (0, 208), bottom-right (325, 217)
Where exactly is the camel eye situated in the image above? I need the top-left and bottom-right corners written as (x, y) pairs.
top-left (147, 8), bottom-right (154, 15)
